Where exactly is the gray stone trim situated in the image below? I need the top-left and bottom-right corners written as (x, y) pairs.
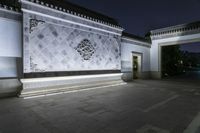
top-left (122, 37), bottom-right (151, 48)
top-left (0, 7), bottom-right (22, 21)
top-left (21, 0), bottom-right (123, 34)
top-left (150, 21), bottom-right (200, 40)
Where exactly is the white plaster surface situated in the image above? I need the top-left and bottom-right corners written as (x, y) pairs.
top-left (121, 42), bottom-right (150, 72)
top-left (0, 19), bottom-right (22, 57)
top-left (0, 57), bottom-right (17, 78)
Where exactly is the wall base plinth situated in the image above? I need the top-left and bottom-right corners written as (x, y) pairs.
top-left (20, 73), bottom-right (124, 97)
top-left (122, 71), bottom-right (151, 81)
top-left (150, 71), bottom-right (162, 79)
top-left (122, 72), bottom-right (133, 82)
top-left (0, 79), bottom-right (22, 98)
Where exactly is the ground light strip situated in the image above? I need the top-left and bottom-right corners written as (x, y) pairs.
top-left (23, 82), bottom-right (127, 99)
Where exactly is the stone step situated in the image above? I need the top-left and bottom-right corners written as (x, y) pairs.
top-left (20, 80), bottom-right (124, 98)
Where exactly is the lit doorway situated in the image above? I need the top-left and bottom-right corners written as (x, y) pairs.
top-left (132, 53), bottom-right (142, 79)
top-left (133, 56), bottom-right (139, 79)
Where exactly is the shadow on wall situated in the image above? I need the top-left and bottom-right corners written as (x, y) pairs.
top-left (0, 57), bottom-right (23, 98)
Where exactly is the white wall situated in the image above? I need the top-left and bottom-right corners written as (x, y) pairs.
top-left (0, 57), bottom-right (18, 78)
top-left (0, 18), bottom-right (22, 78)
top-left (151, 33), bottom-right (200, 78)
top-left (23, 12), bottom-right (121, 73)
top-left (121, 41), bottom-right (151, 73)
top-left (0, 19), bottom-right (22, 57)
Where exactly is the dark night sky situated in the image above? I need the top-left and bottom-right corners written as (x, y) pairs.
top-left (180, 43), bottom-right (200, 53)
top-left (66, 0), bottom-right (200, 52)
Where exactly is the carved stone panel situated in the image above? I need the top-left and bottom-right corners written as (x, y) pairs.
top-left (75, 39), bottom-right (95, 60)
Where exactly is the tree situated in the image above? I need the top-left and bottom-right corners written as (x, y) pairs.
top-left (161, 45), bottom-right (183, 77)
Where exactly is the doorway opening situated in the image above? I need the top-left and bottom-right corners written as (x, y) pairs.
top-left (161, 42), bottom-right (200, 80)
top-left (132, 53), bottom-right (142, 79)
top-left (133, 56), bottom-right (139, 79)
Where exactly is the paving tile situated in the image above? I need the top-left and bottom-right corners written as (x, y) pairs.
top-left (0, 80), bottom-right (200, 133)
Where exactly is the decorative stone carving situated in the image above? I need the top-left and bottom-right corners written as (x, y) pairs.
top-left (75, 39), bottom-right (95, 60)
top-left (30, 19), bottom-right (45, 33)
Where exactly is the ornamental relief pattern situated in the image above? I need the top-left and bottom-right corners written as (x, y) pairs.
top-left (30, 19), bottom-right (45, 33)
top-left (75, 39), bottom-right (96, 60)
top-left (25, 21), bottom-right (121, 72)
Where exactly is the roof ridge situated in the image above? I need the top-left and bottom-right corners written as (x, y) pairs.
top-left (24, 0), bottom-right (123, 29)
top-left (122, 32), bottom-right (150, 43)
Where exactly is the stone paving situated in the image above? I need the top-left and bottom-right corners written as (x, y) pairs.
top-left (0, 79), bottom-right (200, 133)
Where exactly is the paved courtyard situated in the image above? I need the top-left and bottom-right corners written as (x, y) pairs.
top-left (0, 78), bottom-right (200, 133)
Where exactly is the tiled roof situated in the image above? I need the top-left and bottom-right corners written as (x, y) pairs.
top-left (122, 32), bottom-right (150, 43)
top-left (0, 0), bottom-right (122, 29)
top-left (150, 21), bottom-right (200, 37)
top-left (0, 0), bottom-right (20, 12)
top-left (24, 0), bottom-right (123, 28)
